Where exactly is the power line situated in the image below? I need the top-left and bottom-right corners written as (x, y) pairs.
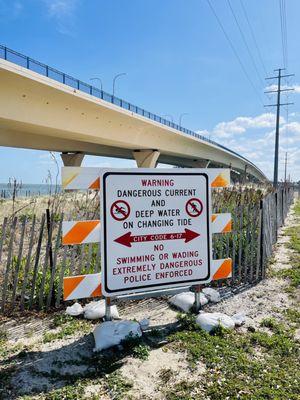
top-left (264, 68), bottom-right (294, 187)
top-left (282, 0), bottom-right (288, 68)
top-left (279, 0), bottom-right (288, 69)
top-left (206, 0), bottom-right (264, 106)
top-left (239, 0), bottom-right (268, 76)
top-left (227, 0), bottom-right (265, 87)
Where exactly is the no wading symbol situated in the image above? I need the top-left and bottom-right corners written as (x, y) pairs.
top-left (110, 200), bottom-right (130, 221)
top-left (185, 198), bottom-right (203, 217)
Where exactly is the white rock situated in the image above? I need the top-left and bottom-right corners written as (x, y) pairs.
top-left (202, 288), bottom-right (221, 303)
top-left (139, 318), bottom-right (150, 331)
top-left (169, 291), bottom-right (208, 313)
top-left (65, 302), bottom-right (83, 316)
top-left (196, 312), bottom-right (235, 332)
top-left (232, 312), bottom-right (246, 327)
top-left (93, 320), bottom-right (142, 351)
top-left (83, 300), bottom-right (119, 320)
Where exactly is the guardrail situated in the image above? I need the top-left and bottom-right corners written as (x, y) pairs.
top-left (0, 44), bottom-right (260, 170)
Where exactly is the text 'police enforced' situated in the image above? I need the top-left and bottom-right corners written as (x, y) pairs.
top-left (101, 170), bottom-right (212, 295)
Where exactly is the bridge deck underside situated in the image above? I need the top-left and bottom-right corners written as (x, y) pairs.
top-left (0, 59), bottom-right (266, 181)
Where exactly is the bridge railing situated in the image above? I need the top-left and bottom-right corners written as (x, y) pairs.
top-left (0, 44), bottom-right (257, 168)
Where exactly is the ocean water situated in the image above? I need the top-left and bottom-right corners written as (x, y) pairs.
top-left (0, 183), bottom-right (61, 198)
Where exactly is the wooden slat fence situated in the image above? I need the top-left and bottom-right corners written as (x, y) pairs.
top-left (0, 186), bottom-right (294, 314)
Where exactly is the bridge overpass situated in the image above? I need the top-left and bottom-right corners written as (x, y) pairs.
top-left (0, 45), bottom-right (266, 180)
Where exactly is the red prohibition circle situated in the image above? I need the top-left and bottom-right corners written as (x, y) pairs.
top-left (185, 198), bottom-right (203, 217)
top-left (110, 200), bottom-right (131, 221)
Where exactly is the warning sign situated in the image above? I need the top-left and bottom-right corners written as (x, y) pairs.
top-left (101, 170), bottom-right (212, 295)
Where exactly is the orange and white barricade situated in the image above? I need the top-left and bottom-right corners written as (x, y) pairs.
top-left (63, 273), bottom-right (102, 301)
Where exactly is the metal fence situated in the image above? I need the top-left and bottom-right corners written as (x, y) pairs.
top-left (260, 187), bottom-right (294, 276)
top-left (0, 186), bottom-right (294, 314)
top-left (0, 44), bottom-right (262, 173)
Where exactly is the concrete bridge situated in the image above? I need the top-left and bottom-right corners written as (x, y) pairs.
top-left (0, 46), bottom-right (266, 180)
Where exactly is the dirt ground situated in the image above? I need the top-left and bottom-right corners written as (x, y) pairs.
top-left (0, 200), bottom-right (299, 399)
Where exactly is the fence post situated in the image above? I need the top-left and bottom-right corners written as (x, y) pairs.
top-left (1, 217), bottom-right (18, 313)
top-left (260, 198), bottom-right (266, 279)
top-left (0, 217), bottom-right (8, 262)
top-left (275, 191), bottom-right (278, 241)
top-left (20, 216), bottom-right (36, 310)
top-left (29, 214), bottom-right (46, 309)
top-left (281, 188), bottom-right (284, 224)
top-left (11, 217), bottom-right (27, 308)
top-left (256, 202), bottom-right (262, 281)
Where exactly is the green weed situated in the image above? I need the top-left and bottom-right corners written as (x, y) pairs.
top-left (43, 384), bottom-right (85, 400)
top-left (43, 315), bottom-right (91, 343)
top-left (283, 308), bottom-right (300, 325)
top-left (121, 333), bottom-right (150, 360)
top-left (166, 314), bottom-right (300, 399)
top-left (105, 371), bottom-right (133, 400)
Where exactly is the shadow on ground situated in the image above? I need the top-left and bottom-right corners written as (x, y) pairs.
top-left (1, 321), bottom-right (180, 399)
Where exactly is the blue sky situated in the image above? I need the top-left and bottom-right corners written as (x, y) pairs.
top-left (0, 0), bottom-right (299, 183)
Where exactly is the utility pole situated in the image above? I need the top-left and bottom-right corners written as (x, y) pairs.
top-left (284, 152), bottom-right (288, 183)
top-left (264, 68), bottom-right (294, 188)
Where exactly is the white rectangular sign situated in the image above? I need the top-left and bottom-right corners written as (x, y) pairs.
top-left (100, 169), bottom-right (212, 296)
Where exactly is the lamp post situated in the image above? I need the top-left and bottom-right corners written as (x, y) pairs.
top-left (90, 77), bottom-right (103, 91)
top-left (113, 73), bottom-right (126, 97)
top-left (179, 113), bottom-right (189, 126)
top-left (162, 114), bottom-right (174, 123)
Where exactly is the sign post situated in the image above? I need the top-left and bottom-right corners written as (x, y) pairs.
top-left (100, 169), bottom-right (212, 296)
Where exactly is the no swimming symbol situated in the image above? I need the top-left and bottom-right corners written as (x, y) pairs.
top-left (185, 198), bottom-right (203, 217)
top-left (110, 200), bottom-right (130, 221)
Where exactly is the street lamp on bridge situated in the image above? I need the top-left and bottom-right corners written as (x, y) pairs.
top-left (179, 113), bottom-right (189, 126)
top-left (162, 114), bottom-right (174, 123)
top-left (90, 77), bottom-right (103, 91)
top-left (113, 73), bottom-right (126, 97)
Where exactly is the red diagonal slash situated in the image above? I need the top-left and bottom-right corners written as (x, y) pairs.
top-left (114, 204), bottom-right (127, 218)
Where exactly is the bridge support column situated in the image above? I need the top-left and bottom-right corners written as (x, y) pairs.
top-left (133, 150), bottom-right (160, 168)
top-left (61, 152), bottom-right (84, 167)
top-left (192, 159), bottom-right (210, 168)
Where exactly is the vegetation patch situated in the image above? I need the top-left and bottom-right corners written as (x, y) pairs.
top-left (283, 307), bottom-right (300, 325)
top-left (42, 384), bottom-right (85, 400)
top-left (105, 371), bottom-right (133, 400)
top-left (275, 200), bottom-right (300, 291)
top-left (121, 333), bottom-right (150, 360)
top-left (166, 313), bottom-right (299, 399)
top-left (43, 315), bottom-right (91, 343)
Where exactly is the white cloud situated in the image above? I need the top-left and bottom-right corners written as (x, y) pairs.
top-left (45, 0), bottom-right (77, 18)
top-left (43, 0), bottom-right (79, 35)
top-left (284, 121), bottom-right (300, 134)
top-left (210, 113), bottom-right (283, 139)
top-left (265, 83), bottom-right (300, 94)
top-left (0, 0), bottom-right (23, 20)
top-left (198, 112), bottom-right (300, 181)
